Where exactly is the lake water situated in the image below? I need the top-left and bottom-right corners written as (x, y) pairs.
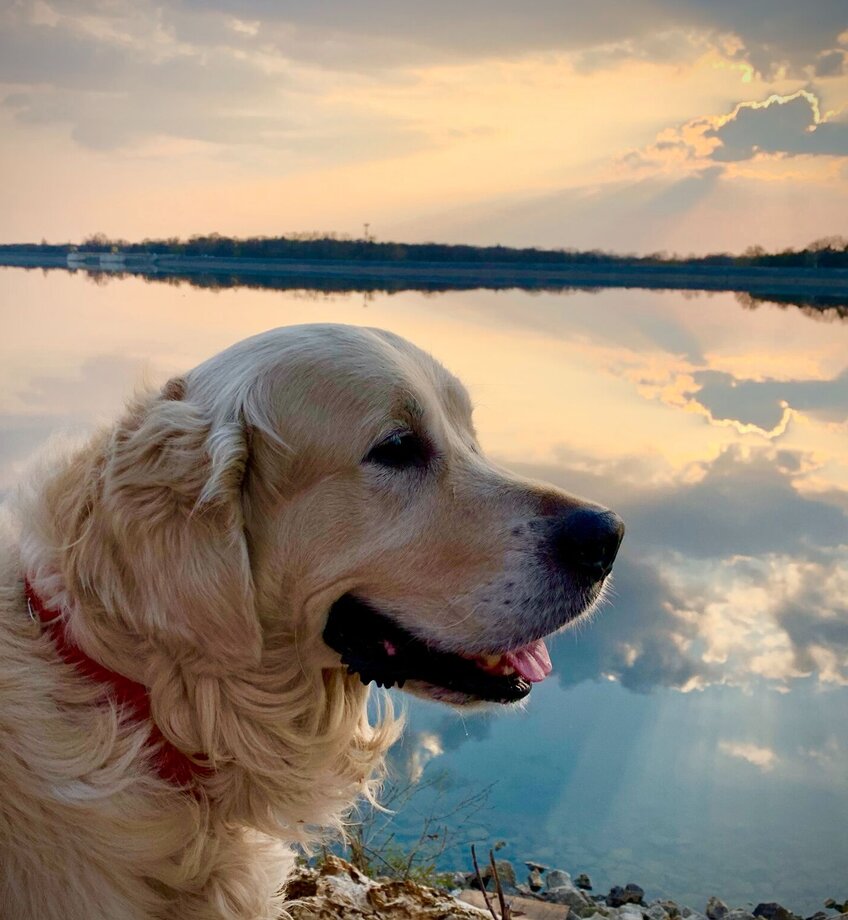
top-left (1, 267), bottom-right (846, 913)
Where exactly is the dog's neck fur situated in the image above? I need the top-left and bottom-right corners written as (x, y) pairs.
top-left (24, 579), bottom-right (211, 788)
top-left (7, 433), bottom-right (401, 917)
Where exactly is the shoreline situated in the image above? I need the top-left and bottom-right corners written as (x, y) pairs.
top-left (1, 253), bottom-right (847, 299)
top-left (283, 853), bottom-right (848, 920)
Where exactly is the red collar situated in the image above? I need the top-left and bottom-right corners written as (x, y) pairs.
top-left (25, 580), bottom-right (209, 789)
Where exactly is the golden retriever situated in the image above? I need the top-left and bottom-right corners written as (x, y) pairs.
top-left (0, 324), bottom-right (623, 919)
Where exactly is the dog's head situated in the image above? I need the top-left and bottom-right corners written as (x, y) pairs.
top-left (97, 324), bottom-right (622, 707)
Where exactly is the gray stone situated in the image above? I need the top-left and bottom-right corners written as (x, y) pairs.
top-left (492, 859), bottom-right (516, 888)
top-left (578, 906), bottom-right (610, 919)
top-left (608, 886), bottom-right (645, 908)
top-left (608, 887), bottom-right (629, 907)
top-left (707, 899), bottom-right (729, 920)
top-left (725, 911), bottom-right (755, 920)
top-left (576, 874), bottom-right (594, 891)
top-left (658, 902), bottom-right (681, 919)
top-left (645, 904), bottom-right (670, 920)
top-left (528, 868), bottom-right (544, 892)
top-left (477, 859), bottom-right (517, 892)
top-left (547, 869), bottom-right (574, 890)
top-left (549, 887), bottom-right (595, 911)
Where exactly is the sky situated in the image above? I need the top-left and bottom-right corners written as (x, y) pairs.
top-left (1, 0), bottom-right (847, 253)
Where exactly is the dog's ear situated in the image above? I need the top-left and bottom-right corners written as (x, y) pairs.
top-left (102, 376), bottom-right (261, 672)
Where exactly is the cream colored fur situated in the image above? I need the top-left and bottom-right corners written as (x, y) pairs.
top-left (0, 323), bottom-right (593, 919)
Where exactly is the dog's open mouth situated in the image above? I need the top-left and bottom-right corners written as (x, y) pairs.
top-left (322, 594), bottom-right (552, 704)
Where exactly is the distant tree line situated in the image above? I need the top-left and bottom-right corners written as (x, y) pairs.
top-left (1, 232), bottom-right (847, 268)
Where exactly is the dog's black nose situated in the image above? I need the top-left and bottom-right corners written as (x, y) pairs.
top-left (552, 508), bottom-right (625, 580)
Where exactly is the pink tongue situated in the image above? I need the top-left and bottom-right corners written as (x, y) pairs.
top-left (504, 640), bottom-right (552, 683)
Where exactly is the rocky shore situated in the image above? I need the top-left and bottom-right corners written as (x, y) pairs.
top-left (282, 855), bottom-right (848, 920)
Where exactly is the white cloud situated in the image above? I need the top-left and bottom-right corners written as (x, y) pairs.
top-left (718, 740), bottom-right (779, 772)
top-left (404, 732), bottom-right (444, 783)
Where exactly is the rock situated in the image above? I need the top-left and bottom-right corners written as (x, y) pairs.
top-left (475, 858), bottom-right (517, 893)
top-left (645, 904), bottom-right (670, 920)
top-left (576, 874), bottom-right (594, 891)
top-left (607, 887), bottom-right (629, 907)
top-left (682, 911), bottom-right (707, 920)
top-left (754, 905), bottom-right (796, 920)
top-left (707, 898), bottom-right (729, 920)
top-left (607, 885), bottom-right (645, 908)
top-left (369, 881), bottom-right (492, 918)
top-left (548, 886), bottom-right (595, 911)
top-left (284, 871), bottom-right (319, 901)
top-left (725, 911), bottom-right (755, 920)
top-left (494, 859), bottom-right (518, 889)
top-left (527, 860), bottom-right (550, 873)
top-left (806, 913), bottom-right (829, 920)
top-left (529, 868), bottom-right (545, 892)
top-left (547, 869), bottom-right (574, 890)
top-left (282, 855), bottom-right (489, 919)
top-left (658, 901), bottom-right (681, 919)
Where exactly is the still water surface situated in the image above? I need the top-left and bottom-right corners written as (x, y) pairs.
top-left (1, 268), bottom-right (846, 912)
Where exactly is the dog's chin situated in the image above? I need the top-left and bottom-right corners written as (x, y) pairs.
top-left (322, 593), bottom-right (555, 707)
top-left (399, 680), bottom-right (530, 710)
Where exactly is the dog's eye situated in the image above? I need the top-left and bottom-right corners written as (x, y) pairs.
top-left (365, 432), bottom-right (429, 469)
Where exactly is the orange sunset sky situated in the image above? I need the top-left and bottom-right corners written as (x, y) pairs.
top-left (1, 0), bottom-right (846, 254)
